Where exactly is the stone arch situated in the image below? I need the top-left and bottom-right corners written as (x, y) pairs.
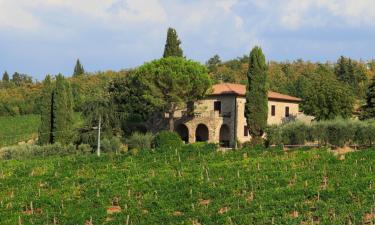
top-left (175, 124), bottom-right (189, 143)
top-left (195, 124), bottom-right (209, 142)
top-left (219, 124), bottom-right (231, 147)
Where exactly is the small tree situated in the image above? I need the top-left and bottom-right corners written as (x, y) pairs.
top-left (163, 28), bottom-right (183, 58)
top-left (245, 46), bottom-right (268, 141)
top-left (2, 71), bottom-right (9, 82)
top-left (135, 57), bottom-right (211, 131)
top-left (73, 59), bottom-right (85, 77)
top-left (206, 54), bottom-right (221, 73)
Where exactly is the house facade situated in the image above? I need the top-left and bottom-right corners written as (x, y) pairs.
top-left (174, 83), bottom-right (302, 147)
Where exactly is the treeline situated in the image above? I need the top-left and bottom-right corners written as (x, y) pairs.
top-left (0, 66), bottom-right (127, 116)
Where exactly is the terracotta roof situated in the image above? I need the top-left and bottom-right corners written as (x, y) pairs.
top-left (211, 83), bottom-right (302, 102)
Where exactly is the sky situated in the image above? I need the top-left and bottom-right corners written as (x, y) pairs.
top-left (0, 0), bottom-right (375, 80)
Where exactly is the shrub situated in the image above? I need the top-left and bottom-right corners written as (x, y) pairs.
top-left (101, 138), bottom-right (112, 153)
top-left (281, 122), bottom-right (310, 145)
top-left (265, 125), bottom-right (282, 146)
top-left (110, 136), bottom-right (122, 154)
top-left (154, 131), bottom-right (182, 150)
top-left (78, 144), bottom-right (92, 154)
top-left (127, 132), bottom-right (154, 150)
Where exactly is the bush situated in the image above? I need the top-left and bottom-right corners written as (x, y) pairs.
top-left (154, 131), bottom-right (183, 150)
top-left (265, 125), bottom-right (282, 146)
top-left (281, 122), bottom-right (310, 145)
top-left (101, 138), bottom-right (112, 153)
top-left (0, 142), bottom-right (77, 160)
top-left (110, 136), bottom-right (122, 154)
top-left (78, 144), bottom-right (92, 154)
top-left (127, 132), bottom-right (154, 150)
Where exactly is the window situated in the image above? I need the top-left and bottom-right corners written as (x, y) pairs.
top-left (285, 106), bottom-right (290, 117)
top-left (271, 105), bottom-right (276, 116)
top-left (244, 125), bottom-right (249, 136)
top-left (214, 101), bottom-right (221, 114)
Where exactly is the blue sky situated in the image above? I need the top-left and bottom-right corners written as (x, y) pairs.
top-left (0, 0), bottom-right (374, 80)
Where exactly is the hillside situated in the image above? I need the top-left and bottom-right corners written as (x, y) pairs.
top-left (0, 113), bottom-right (83, 148)
top-left (1, 146), bottom-right (375, 224)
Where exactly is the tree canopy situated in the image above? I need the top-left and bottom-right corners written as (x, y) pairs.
top-left (133, 57), bottom-right (211, 131)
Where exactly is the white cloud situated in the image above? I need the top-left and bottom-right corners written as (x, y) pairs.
top-left (276, 0), bottom-right (375, 29)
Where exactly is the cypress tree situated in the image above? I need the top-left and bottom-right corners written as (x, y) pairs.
top-left (2, 71), bottom-right (9, 82)
top-left (38, 75), bottom-right (54, 145)
top-left (73, 59), bottom-right (85, 77)
top-left (360, 77), bottom-right (375, 120)
top-left (245, 46), bottom-right (268, 143)
top-left (52, 74), bottom-right (71, 144)
top-left (163, 28), bottom-right (183, 58)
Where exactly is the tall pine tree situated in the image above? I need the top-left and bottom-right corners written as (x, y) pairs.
top-left (38, 75), bottom-right (54, 145)
top-left (360, 76), bottom-right (375, 120)
top-left (245, 46), bottom-right (268, 143)
top-left (163, 28), bottom-right (183, 58)
top-left (2, 71), bottom-right (9, 82)
top-left (73, 59), bottom-right (85, 77)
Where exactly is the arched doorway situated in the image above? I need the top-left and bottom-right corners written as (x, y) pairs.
top-left (175, 124), bottom-right (189, 143)
top-left (219, 124), bottom-right (231, 147)
top-left (195, 124), bottom-right (209, 142)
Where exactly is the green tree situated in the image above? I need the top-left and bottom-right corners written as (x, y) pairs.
top-left (163, 28), bottom-right (183, 58)
top-left (2, 71), bottom-right (9, 82)
top-left (135, 57), bottom-right (211, 131)
top-left (38, 75), bottom-right (54, 145)
top-left (360, 76), bottom-right (375, 120)
top-left (73, 59), bottom-right (85, 77)
top-left (52, 74), bottom-right (74, 144)
top-left (206, 54), bottom-right (221, 73)
top-left (245, 46), bottom-right (269, 140)
top-left (302, 65), bottom-right (354, 120)
top-left (335, 56), bottom-right (367, 97)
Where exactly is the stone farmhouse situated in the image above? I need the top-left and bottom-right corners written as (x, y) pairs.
top-left (174, 83), bottom-right (302, 147)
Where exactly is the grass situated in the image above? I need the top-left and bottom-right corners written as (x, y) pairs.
top-left (0, 113), bottom-right (83, 148)
top-left (1, 146), bottom-right (375, 224)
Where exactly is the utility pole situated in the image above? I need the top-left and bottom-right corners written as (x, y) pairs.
top-left (97, 116), bottom-right (101, 157)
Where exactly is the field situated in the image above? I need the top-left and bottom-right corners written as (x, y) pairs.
top-left (0, 114), bottom-right (83, 148)
top-left (1, 146), bottom-right (375, 224)
top-left (0, 115), bottom-right (40, 147)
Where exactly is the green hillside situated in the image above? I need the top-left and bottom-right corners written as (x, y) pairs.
top-left (0, 114), bottom-right (83, 148)
top-left (0, 115), bottom-right (40, 147)
top-left (1, 146), bottom-right (375, 224)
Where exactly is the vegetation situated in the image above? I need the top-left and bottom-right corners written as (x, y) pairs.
top-left (132, 57), bottom-right (211, 131)
top-left (245, 47), bottom-right (268, 141)
top-left (73, 59), bottom-right (85, 77)
top-left (360, 76), bottom-right (375, 120)
top-left (267, 118), bottom-right (375, 148)
top-left (163, 27), bottom-right (183, 58)
top-left (0, 114), bottom-right (40, 147)
top-left (1, 146), bottom-right (375, 224)
top-left (154, 131), bottom-right (182, 150)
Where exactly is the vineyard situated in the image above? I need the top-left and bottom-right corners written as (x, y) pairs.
top-left (1, 145), bottom-right (375, 224)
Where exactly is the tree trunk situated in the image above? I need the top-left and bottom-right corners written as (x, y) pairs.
top-left (168, 111), bottom-right (174, 131)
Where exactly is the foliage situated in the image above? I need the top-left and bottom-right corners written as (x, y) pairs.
top-left (38, 75), bottom-right (54, 145)
top-left (206, 54), bottom-right (222, 73)
top-left (0, 142), bottom-right (76, 160)
top-left (154, 131), bottom-right (183, 150)
top-left (51, 74), bottom-right (75, 144)
top-left (77, 143), bottom-right (92, 153)
top-left (2, 71), bottom-right (9, 82)
top-left (73, 59), bottom-right (85, 77)
top-left (245, 46), bottom-right (268, 138)
top-left (360, 76), bottom-right (375, 120)
top-left (163, 27), bottom-right (183, 58)
top-left (100, 137), bottom-right (122, 153)
top-left (126, 132), bottom-right (154, 150)
top-left (301, 65), bottom-right (355, 120)
top-left (134, 57), bottom-right (211, 131)
top-left (269, 119), bottom-right (375, 148)
top-left (2, 147), bottom-right (375, 224)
